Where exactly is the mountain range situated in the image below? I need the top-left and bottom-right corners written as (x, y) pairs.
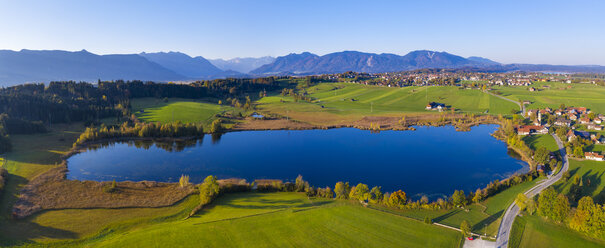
top-left (2, 49), bottom-right (605, 87)
top-left (251, 50), bottom-right (501, 75)
top-left (209, 56), bottom-right (275, 74)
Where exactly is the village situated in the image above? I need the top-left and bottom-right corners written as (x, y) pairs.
top-left (516, 106), bottom-right (605, 161)
top-left (318, 70), bottom-right (605, 88)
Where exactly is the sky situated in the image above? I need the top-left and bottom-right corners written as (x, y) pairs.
top-left (1, 0), bottom-right (604, 65)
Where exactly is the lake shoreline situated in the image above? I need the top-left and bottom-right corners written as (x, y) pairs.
top-left (13, 115), bottom-right (534, 219)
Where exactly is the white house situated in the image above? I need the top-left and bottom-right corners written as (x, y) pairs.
top-left (585, 152), bottom-right (605, 161)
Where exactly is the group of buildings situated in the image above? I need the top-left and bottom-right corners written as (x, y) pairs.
top-left (516, 106), bottom-right (605, 161)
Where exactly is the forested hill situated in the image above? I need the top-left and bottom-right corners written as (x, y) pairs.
top-left (0, 78), bottom-right (281, 153)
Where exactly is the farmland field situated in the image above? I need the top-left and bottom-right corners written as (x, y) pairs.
top-left (257, 83), bottom-right (518, 125)
top-left (493, 82), bottom-right (605, 113)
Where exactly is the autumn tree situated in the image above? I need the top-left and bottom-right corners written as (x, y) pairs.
top-left (569, 196), bottom-right (594, 234)
top-left (515, 193), bottom-right (528, 211)
top-left (210, 119), bottom-right (223, 133)
top-left (295, 175), bottom-right (308, 192)
top-left (538, 187), bottom-right (557, 219)
top-left (452, 190), bottom-right (467, 208)
top-left (334, 181), bottom-right (350, 199)
top-left (199, 175), bottom-right (220, 205)
top-left (388, 190), bottom-right (407, 208)
top-left (370, 186), bottom-right (383, 204)
top-left (179, 174), bottom-right (190, 188)
top-left (472, 189), bottom-right (484, 203)
top-left (460, 220), bottom-right (471, 237)
top-left (534, 147), bottom-right (550, 165)
top-left (526, 197), bottom-right (537, 215)
top-left (552, 194), bottom-right (570, 223)
top-left (350, 183), bottom-right (370, 201)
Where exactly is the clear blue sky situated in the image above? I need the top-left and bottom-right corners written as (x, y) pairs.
top-left (1, 0), bottom-right (604, 65)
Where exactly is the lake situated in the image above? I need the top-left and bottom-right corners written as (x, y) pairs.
top-left (67, 125), bottom-right (527, 198)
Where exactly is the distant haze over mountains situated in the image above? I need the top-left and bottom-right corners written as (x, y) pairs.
top-left (139, 52), bottom-right (226, 79)
top-left (209, 56), bottom-right (275, 74)
top-left (1, 49), bottom-right (605, 86)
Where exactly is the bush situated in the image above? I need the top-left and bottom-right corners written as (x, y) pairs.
top-left (424, 216), bottom-right (432, 224)
top-left (179, 175), bottom-right (190, 188)
top-left (103, 180), bottom-right (118, 193)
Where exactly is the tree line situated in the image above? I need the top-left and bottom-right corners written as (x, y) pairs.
top-left (0, 114), bottom-right (47, 153)
top-left (0, 77), bottom-right (281, 152)
top-left (515, 181), bottom-right (605, 239)
top-left (73, 121), bottom-right (205, 147)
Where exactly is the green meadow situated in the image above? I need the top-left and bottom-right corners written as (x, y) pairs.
top-left (522, 134), bottom-right (559, 153)
top-left (84, 193), bottom-right (462, 248)
top-left (131, 98), bottom-right (230, 125)
top-left (553, 160), bottom-right (605, 200)
top-left (510, 215), bottom-right (605, 248)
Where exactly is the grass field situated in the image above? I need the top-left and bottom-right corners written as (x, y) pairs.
top-left (506, 159), bottom-right (605, 247)
top-left (522, 134), bottom-right (559, 153)
top-left (511, 215), bottom-right (605, 248)
top-left (87, 192), bottom-right (463, 248)
top-left (493, 82), bottom-right (605, 113)
top-left (257, 83), bottom-right (518, 125)
top-left (0, 123), bottom-right (85, 244)
top-left (131, 98), bottom-right (231, 125)
top-left (553, 160), bottom-right (605, 201)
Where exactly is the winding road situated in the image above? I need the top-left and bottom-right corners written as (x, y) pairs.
top-left (484, 90), bottom-right (525, 116)
top-left (495, 134), bottom-right (569, 248)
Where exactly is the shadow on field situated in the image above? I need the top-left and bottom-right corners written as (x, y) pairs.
top-left (554, 167), bottom-right (579, 192)
top-left (0, 220), bottom-right (78, 244)
top-left (432, 209), bottom-right (461, 223)
top-left (219, 197), bottom-right (332, 210)
top-left (0, 174), bottom-right (78, 245)
top-left (472, 210), bottom-right (503, 232)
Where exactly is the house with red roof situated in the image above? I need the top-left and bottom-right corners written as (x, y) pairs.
top-left (585, 152), bottom-right (605, 161)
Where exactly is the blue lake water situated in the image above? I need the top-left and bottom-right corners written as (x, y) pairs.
top-left (67, 125), bottom-right (527, 198)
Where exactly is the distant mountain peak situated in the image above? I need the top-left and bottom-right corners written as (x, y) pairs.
top-left (209, 56), bottom-right (276, 74)
top-left (252, 50), bottom-right (480, 75)
top-left (139, 52), bottom-right (227, 79)
top-left (467, 56), bottom-right (500, 65)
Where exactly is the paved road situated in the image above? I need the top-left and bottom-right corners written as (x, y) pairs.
top-left (465, 238), bottom-right (496, 248)
top-left (484, 91), bottom-right (525, 116)
top-left (494, 134), bottom-right (569, 248)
